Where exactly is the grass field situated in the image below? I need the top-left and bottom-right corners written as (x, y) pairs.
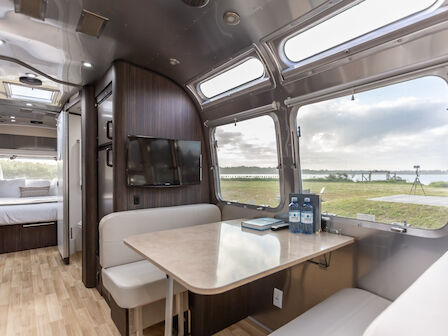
top-left (220, 179), bottom-right (448, 229)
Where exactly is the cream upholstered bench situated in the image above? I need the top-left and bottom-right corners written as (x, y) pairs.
top-left (269, 288), bottom-right (391, 336)
top-left (99, 203), bottom-right (221, 336)
top-left (270, 250), bottom-right (448, 336)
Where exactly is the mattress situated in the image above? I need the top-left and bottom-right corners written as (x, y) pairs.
top-left (0, 196), bottom-right (58, 225)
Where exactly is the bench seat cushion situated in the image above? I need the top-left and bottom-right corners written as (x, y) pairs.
top-left (364, 251), bottom-right (448, 336)
top-left (270, 288), bottom-right (391, 336)
top-left (102, 260), bottom-right (185, 309)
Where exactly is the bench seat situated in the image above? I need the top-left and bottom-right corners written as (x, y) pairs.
top-left (102, 260), bottom-right (185, 309)
top-left (270, 288), bottom-right (391, 336)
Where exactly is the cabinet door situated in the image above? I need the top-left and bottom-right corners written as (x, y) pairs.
top-left (97, 85), bottom-right (113, 146)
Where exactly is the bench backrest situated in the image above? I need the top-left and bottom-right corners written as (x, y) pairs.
top-left (99, 203), bottom-right (221, 268)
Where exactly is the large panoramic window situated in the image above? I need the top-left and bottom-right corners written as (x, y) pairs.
top-left (297, 76), bottom-right (448, 229)
top-left (199, 58), bottom-right (265, 99)
top-left (284, 0), bottom-right (438, 63)
top-left (213, 115), bottom-right (280, 208)
top-left (0, 157), bottom-right (57, 180)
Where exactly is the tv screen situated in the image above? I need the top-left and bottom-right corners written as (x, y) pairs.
top-left (127, 136), bottom-right (201, 187)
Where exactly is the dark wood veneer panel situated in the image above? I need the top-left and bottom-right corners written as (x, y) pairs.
top-left (81, 85), bottom-right (98, 288)
top-left (0, 223), bottom-right (57, 254)
top-left (113, 61), bottom-right (210, 211)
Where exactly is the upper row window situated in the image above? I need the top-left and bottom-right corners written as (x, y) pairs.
top-left (199, 58), bottom-right (265, 99)
top-left (284, 0), bottom-right (438, 63)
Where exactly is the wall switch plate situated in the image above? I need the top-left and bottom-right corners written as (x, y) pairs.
top-left (273, 288), bottom-right (283, 308)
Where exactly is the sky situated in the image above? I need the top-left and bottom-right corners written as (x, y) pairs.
top-left (214, 76), bottom-right (448, 171)
top-left (214, 115), bottom-right (279, 168)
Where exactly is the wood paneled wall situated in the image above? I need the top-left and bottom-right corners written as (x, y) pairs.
top-left (81, 86), bottom-right (98, 288)
top-left (112, 61), bottom-right (210, 211)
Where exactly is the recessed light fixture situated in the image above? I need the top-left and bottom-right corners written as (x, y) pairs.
top-left (223, 11), bottom-right (240, 25)
top-left (25, 73), bottom-right (37, 78)
top-left (0, 39), bottom-right (6, 45)
top-left (26, 102), bottom-right (33, 107)
top-left (82, 61), bottom-right (94, 68)
top-left (181, 0), bottom-right (209, 8)
top-left (169, 58), bottom-right (180, 66)
top-left (10, 116), bottom-right (15, 119)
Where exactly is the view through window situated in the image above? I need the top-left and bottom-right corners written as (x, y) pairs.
top-left (214, 115), bottom-right (280, 207)
top-left (0, 157), bottom-right (57, 180)
top-left (297, 76), bottom-right (448, 229)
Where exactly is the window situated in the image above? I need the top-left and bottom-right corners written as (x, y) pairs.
top-left (284, 0), bottom-right (438, 63)
top-left (213, 115), bottom-right (280, 208)
top-left (0, 157), bottom-right (57, 180)
top-left (199, 58), bottom-right (265, 99)
top-left (297, 76), bottom-right (448, 229)
top-left (4, 82), bottom-right (58, 103)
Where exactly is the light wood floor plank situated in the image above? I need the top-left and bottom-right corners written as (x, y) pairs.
top-left (0, 247), bottom-right (269, 336)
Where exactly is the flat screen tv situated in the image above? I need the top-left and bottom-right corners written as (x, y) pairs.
top-left (127, 135), bottom-right (202, 187)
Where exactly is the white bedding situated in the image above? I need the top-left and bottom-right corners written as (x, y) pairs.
top-left (0, 196), bottom-right (58, 225)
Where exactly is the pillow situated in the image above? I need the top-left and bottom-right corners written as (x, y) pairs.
top-left (0, 179), bottom-right (26, 198)
top-left (19, 186), bottom-right (50, 198)
top-left (49, 178), bottom-right (58, 196)
top-left (26, 179), bottom-right (51, 188)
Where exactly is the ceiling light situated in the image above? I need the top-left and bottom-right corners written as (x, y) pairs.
top-left (223, 11), bottom-right (240, 25)
top-left (169, 58), bottom-right (180, 66)
top-left (82, 61), bottom-right (94, 68)
top-left (26, 102), bottom-right (33, 107)
top-left (25, 73), bottom-right (37, 78)
top-left (19, 76), bottom-right (42, 86)
top-left (0, 40), bottom-right (6, 45)
top-left (10, 116), bottom-right (15, 119)
top-left (11, 119), bottom-right (16, 123)
top-left (181, 0), bottom-right (209, 8)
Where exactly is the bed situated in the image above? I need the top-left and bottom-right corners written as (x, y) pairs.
top-left (0, 196), bottom-right (58, 225)
top-left (0, 183), bottom-right (58, 254)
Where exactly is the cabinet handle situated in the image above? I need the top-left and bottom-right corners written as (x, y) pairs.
top-left (106, 120), bottom-right (113, 140)
top-left (106, 147), bottom-right (113, 167)
top-left (23, 222), bottom-right (55, 228)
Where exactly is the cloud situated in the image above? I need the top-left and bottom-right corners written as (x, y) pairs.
top-left (299, 96), bottom-right (448, 170)
top-left (215, 129), bottom-right (278, 167)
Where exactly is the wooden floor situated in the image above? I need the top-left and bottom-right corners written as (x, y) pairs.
top-left (0, 247), bottom-right (269, 336)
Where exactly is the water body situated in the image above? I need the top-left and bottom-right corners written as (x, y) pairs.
top-left (302, 174), bottom-right (448, 185)
top-left (221, 173), bottom-right (448, 185)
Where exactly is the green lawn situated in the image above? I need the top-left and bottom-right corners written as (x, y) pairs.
top-left (220, 179), bottom-right (448, 229)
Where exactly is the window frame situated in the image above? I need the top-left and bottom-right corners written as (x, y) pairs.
top-left (291, 71), bottom-right (448, 238)
top-left (186, 46), bottom-right (274, 108)
top-left (263, 0), bottom-right (446, 83)
top-left (4, 82), bottom-right (60, 104)
top-left (209, 110), bottom-right (284, 211)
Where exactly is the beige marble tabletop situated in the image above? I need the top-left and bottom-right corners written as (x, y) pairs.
top-left (124, 219), bottom-right (354, 295)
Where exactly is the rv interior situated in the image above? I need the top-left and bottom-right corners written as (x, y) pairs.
top-left (0, 0), bottom-right (448, 335)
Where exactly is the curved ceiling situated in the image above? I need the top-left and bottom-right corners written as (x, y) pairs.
top-left (0, 0), bottom-right (326, 99)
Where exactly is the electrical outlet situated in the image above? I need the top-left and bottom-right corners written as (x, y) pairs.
top-left (273, 288), bottom-right (283, 308)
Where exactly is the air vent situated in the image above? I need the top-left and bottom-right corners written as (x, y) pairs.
top-left (14, 0), bottom-right (47, 20)
top-left (181, 0), bottom-right (209, 8)
top-left (76, 9), bottom-right (109, 38)
top-left (20, 108), bottom-right (33, 113)
top-left (19, 76), bottom-right (42, 86)
top-left (30, 120), bottom-right (43, 124)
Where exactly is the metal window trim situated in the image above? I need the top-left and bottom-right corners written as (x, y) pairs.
top-left (186, 45), bottom-right (275, 108)
top-left (208, 104), bottom-right (284, 211)
top-left (262, 0), bottom-right (447, 84)
top-left (290, 67), bottom-right (448, 237)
